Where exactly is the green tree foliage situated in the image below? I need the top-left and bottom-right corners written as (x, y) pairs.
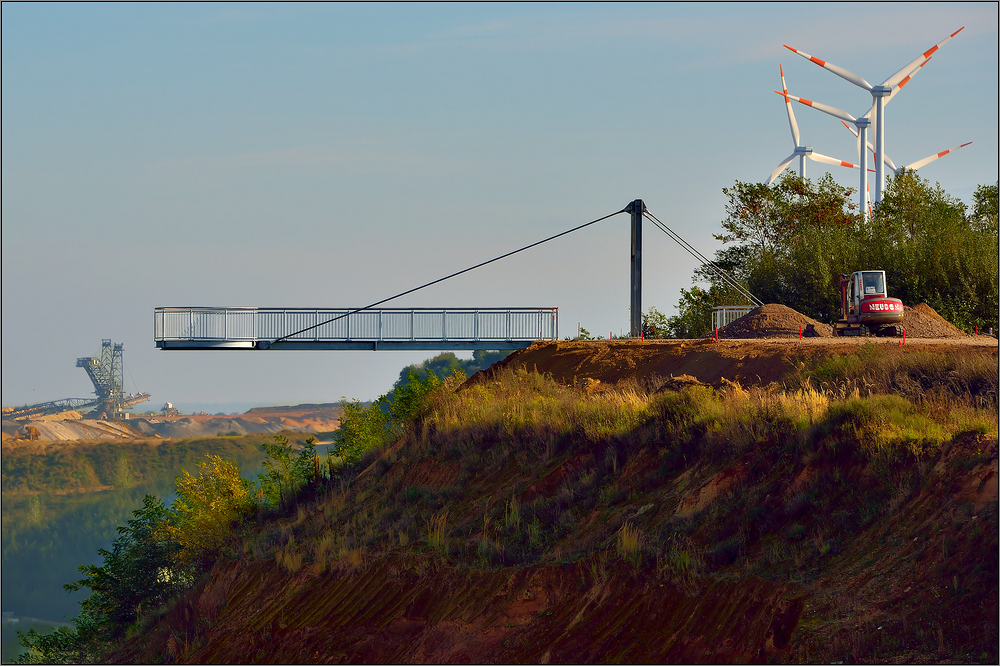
top-left (674, 172), bottom-right (998, 333)
top-left (332, 368), bottom-right (451, 465)
top-left (331, 399), bottom-right (391, 465)
top-left (66, 496), bottom-right (186, 633)
top-left (862, 172), bottom-right (997, 330)
top-left (641, 306), bottom-right (669, 339)
top-left (258, 436), bottom-right (318, 508)
top-left (664, 288), bottom-right (714, 339)
top-left (16, 497), bottom-right (186, 664)
top-left (393, 350), bottom-right (510, 388)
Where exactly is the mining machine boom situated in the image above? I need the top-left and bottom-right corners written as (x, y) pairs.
top-left (76, 340), bottom-right (150, 418)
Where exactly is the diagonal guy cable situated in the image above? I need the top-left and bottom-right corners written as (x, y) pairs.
top-left (643, 210), bottom-right (763, 307)
top-left (273, 207), bottom-right (629, 343)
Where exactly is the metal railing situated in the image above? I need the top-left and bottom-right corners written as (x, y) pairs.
top-left (711, 305), bottom-right (754, 332)
top-left (154, 307), bottom-right (559, 350)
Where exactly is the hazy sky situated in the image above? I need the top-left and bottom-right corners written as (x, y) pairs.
top-left (3, 2), bottom-right (997, 408)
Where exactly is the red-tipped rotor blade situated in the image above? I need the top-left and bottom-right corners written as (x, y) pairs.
top-left (903, 142), bottom-right (973, 171)
top-left (784, 44), bottom-right (873, 91)
top-left (779, 64), bottom-right (801, 148)
top-left (808, 152), bottom-right (860, 170)
top-left (893, 57), bottom-right (930, 94)
top-left (775, 91), bottom-right (858, 124)
top-left (884, 27), bottom-right (964, 89)
top-left (768, 153), bottom-right (797, 185)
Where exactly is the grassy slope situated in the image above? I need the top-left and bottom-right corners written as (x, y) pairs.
top-left (117, 357), bottom-right (998, 664)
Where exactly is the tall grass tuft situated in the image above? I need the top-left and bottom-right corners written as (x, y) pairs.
top-left (427, 510), bottom-right (449, 554)
top-left (616, 521), bottom-right (644, 563)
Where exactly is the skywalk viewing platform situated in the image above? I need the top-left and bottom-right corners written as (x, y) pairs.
top-left (154, 307), bottom-right (559, 351)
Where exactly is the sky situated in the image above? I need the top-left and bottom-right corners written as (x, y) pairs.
top-left (2, 2), bottom-right (997, 409)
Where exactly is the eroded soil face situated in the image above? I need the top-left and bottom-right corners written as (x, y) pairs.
top-left (156, 558), bottom-right (800, 664)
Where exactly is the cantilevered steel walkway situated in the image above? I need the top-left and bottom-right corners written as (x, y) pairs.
top-left (154, 307), bottom-right (558, 351)
top-left (153, 200), bottom-right (762, 354)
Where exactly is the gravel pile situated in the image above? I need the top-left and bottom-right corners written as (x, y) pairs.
top-left (718, 304), bottom-right (833, 339)
top-left (901, 303), bottom-right (966, 338)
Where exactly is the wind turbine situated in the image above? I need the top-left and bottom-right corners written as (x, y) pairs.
top-left (784, 27), bottom-right (964, 204)
top-left (776, 54), bottom-right (934, 216)
top-left (768, 65), bottom-right (867, 187)
top-left (775, 87), bottom-right (875, 217)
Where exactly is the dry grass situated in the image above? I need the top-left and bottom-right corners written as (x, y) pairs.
top-left (427, 510), bottom-right (449, 554)
top-left (616, 521), bottom-right (644, 563)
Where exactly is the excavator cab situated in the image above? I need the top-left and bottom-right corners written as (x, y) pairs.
top-left (836, 270), bottom-right (904, 337)
top-left (861, 271), bottom-right (886, 297)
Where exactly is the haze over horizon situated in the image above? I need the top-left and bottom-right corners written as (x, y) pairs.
top-left (3, 2), bottom-right (997, 408)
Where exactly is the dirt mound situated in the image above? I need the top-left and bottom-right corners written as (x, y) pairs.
top-left (902, 303), bottom-right (966, 338)
top-left (472, 337), bottom-right (998, 393)
top-left (719, 304), bottom-right (833, 339)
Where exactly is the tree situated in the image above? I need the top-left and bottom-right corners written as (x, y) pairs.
top-left (686, 171), bottom-right (997, 331)
top-left (258, 435), bottom-right (318, 508)
top-left (665, 288), bottom-right (715, 338)
top-left (66, 495), bottom-right (186, 631)
top-left (969, 181), bottom-right (998, 234)
top-left (161, 455), bottom-right (256, 568)
top-left (17, 496), bottom-right (186, 663)
top-left (641, 306), bottom-right (669, 339)
top-left (333, 367), bottom-right (454, 466)
top-left (331, 399), bottom-right (390, 465)
top-left (866, 171), bottom-right (997, 330)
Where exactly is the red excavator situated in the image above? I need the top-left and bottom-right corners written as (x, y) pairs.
top-left (834, 270), bottom-right (905, 337)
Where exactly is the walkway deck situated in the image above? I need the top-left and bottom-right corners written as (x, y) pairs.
top-left (154, 307), bottom-right (559, 350)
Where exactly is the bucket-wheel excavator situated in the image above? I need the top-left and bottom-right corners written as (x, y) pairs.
top-left (3, 340), bottom-right (149, 421)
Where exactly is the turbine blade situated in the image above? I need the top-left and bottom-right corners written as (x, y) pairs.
top-left (903, 142), bottom-right (973, 171)
top-left (883, 27), bottom-right (964, 89)
top-left (775, 91), bottom-right (857, 123)
top-left (808, 152), bottom-right (860, 169)
top-left (883, 153), bottom-right (898, 173)
top-left (768, 154), bottom-right (796, 185)
top-left (891, 57), bottom-right (930, 98)
top-left (784, 44), bottom-right (873, 91)
top-left (779, 64), bottom-right (801, 147)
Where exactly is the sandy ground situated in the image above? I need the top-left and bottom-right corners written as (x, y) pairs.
top-left (1, 404), bottom-right (342, 443)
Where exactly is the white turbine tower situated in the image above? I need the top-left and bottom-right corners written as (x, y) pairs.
top-left (784, 27), bottom-right (964, 204)
top-left (768, 65), bottom-right (866, 187)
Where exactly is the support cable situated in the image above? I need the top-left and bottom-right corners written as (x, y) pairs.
top-left (273, 207), bottom-right (629, 343)
top-left (643, 210), bottom-right (763, 307)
